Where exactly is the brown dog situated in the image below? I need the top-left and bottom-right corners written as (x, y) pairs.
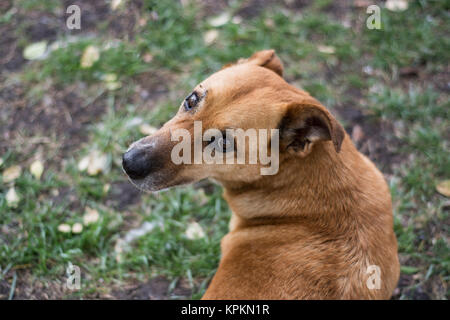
top-left (123, 50), bottom-right (400, 299)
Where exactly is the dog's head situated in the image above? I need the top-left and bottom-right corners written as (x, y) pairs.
top-left (123, 50), bottom-right (345, 192)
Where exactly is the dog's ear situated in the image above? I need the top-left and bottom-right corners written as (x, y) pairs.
top-left (224, 49), bottom-right (284, 77)
top-left (246, 50), bottom-right (284, 77)
top-left (279, 102), bottom-right (345, 157)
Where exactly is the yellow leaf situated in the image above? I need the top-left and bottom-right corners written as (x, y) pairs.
top-left (102, 73), bottom-right (121, 91)
top-left (102, 73), bottom-right (117, 82)
top-left (105, 81), bottom-right (121, 91)
top-left (30, 160), bottom-right (44, 180)
top-left (110, 0), bottom-right (123, 11)
top-left (80, 45), bottom-right (100, 68)
top-left (203, 30), bottom-right (219, 45)
top-left (87, 152), bottom-right (109, 176)
top-left (78, 156), bottom-right (90, 171)
top-left (23, 41), bottom-right (47, 60)
top-left (317, 45), bottom-right (335, 54)
top-left (83, 207), bottom-right (100, 225)
top-left (2, 165), bottom-right (22, 183)
top-left (436, 180), bottom-right (450, 197)
top-left (57, 224), bottom-right (71, 233)
top-left (72, 223), bottom-right (83, 234)
top-left (78, 150), bottom-right (110, 176)
top-left (185, 222), bottom-right (205, 240)
top-left (6, 188), bottom-right (20, 207)
top-left (386, 0), bottom-right (408, 11)
top-left (209, 12), bottom-right (230, 27)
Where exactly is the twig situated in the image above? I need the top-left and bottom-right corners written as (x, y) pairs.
top-left (8, 272), bottom-right (17, 300)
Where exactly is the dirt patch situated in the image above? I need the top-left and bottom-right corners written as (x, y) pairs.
top-left (334, 105), bottom-right (403, 174)
top-left (0, 82), bottom-right (107, 164)
top-left (111, 276), bottom-right (192, 300)
top-left (49, 186), bottom-right (83, 212)
top-left (0, 269), bottom-right (192, 300)
top-left (106, 181), bottom-right (142, 211)
top-left (0, 270), bottom-right (71, 300)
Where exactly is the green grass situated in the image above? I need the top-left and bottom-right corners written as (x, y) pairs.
top-left (1, 0), bottom-right (449, 299)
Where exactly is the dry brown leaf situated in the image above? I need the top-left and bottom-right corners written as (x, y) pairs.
top-left (3, 165), bottom-right (22, 183)
top-left (436, 180), bottom-right (450, 197)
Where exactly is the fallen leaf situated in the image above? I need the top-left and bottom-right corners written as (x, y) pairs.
top-left (30, 160), bottom-right (44, 180)
top-left (102, 73), bottom-right (121, 90)
top-left (72, 223), bottom-right (83, 234)
top-left (317, 45), bottom-right (335, 54)
top-left (57, 223), bottom-right (71, 233)
top-left (105, 81), bottom-right (121, 91)
top-left (110, 0), bottom-right (123, 10)
top-left (83, 207), bottom-right (100, 225)
top-left (88, 153), bottom-right (109, 175)
top-left (80, 45), bottom-right (100, 68)
top-left (385, 0), bottom-right (408, 12)
top-left (142, 52), bottom-right (153, 63)
top-left (6, 188), bottom-right (20, 207)
top-left (185, 222), bottom-right (205, 240)
top-left (23, 41), bottom-right (47, 60)
top-left (139, 123), bottom-right (158, 135)
top-left (436, 180), bottom-right (450, 197)
top-left (2, 165), bottom-right (22, 183)
top-left (78, 156), bottom-right (90, 171)
top-left (78, 150), bottom-right (110, 176)
top-left (102, 73), bottom-right (117, 82)
top-left (203, 30), bottom-right (219, 45)
top-left (209, 12), bottom-right (230, 27)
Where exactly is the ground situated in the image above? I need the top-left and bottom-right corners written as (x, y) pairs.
top-left (0, 0), bottom-right (449, 300)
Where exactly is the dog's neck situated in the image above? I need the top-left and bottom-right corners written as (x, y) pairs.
top-left (220, 138), bottom-right (364, 233)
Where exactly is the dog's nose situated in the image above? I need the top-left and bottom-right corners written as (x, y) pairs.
top-left (122, 147), bottom-right (152, 180)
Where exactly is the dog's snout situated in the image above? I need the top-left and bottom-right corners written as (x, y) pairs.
top-left (122, 147), bottom-right (152, 180)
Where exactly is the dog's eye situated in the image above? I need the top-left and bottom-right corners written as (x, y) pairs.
top-left (184, 92), bottom-right (199, 111)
